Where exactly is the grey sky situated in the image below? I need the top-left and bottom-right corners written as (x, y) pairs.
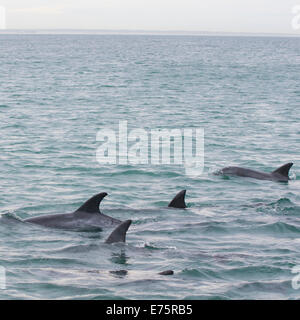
top-left (0, 0), bottom-right (299, 34)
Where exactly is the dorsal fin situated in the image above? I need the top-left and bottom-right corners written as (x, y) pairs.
top-left (168, 190), bottom-right (187, 208)
top-left (272, 163), bottom-right (293, 178)
top-left (75, 192), bottom-right (108, 214)
top-left (105, 220), bottom-right (132, 244)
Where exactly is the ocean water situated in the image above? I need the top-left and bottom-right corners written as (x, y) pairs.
top-left (0, 34), bottom-right (300, 300)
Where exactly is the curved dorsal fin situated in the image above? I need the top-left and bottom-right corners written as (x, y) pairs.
top-left (105, 220), bottom-right (132, 244)
top-left (272, 163), bottom-right (293, 177)
top-left (168, 190), bottom-right (187, 208)
top-left (75, 192), bottom-right (108, 214)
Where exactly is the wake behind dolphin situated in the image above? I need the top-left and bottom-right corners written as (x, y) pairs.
top-left (216, 163), bottom-right (293, 182)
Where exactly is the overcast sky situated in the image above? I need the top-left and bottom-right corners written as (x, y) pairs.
top-left (0, 0), bottom-right (299, 34)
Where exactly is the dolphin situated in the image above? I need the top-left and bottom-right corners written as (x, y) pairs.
top-left (168, 190), bottom-right (187, 208)
top-left (216, 163), bottom-right (293, 182)
top-left (24, 192), bottom-right (121, 230)
top-left (105, 220), bottom-right (132, 244)
top-left (23, 190), bottom-right (187, 230)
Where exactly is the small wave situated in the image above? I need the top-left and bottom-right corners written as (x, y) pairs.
top-left (53, 244), bottom-right (100, 253)
top-left (183, 221), bottom-right (229, 234)
top-left (105, 169), bottom-right (181, 178)
top-left (0, 212), bottom-right (23, 223)
top-left (256, 198), bottom-right (300, 216)
top-left (144, 243), bottom-right (177, 251)
top-left (183, 294), bottom-right (229, 300)
top-left (255, 221), bottom-right (300, 235)
top-left (223, 265), bottom-right (284, 278)
top-left (290, 173), bottom-right (297, 180)
top-left (229, 279), bottom-right (293, 296)
top-left (133, 217), bottom-right (161, 225)
top-left (180, 268), bottom-right (221, 280)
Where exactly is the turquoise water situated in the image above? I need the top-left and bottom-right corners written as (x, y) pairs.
top-left (0, 34), bottom-right (300, 299)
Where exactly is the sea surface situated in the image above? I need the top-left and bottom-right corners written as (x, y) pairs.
top-left (0, 34), bottom-right (300, 300)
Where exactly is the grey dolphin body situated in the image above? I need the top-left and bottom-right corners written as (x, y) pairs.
top-left (217, 163), bottom-right (293, 182)
top-left (24, 192), bottom-right (121, 230)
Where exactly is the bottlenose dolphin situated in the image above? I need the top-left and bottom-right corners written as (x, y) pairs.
top-left (24, 192), bottom-right (121, 230)
top-left (23, 190), bottom-right (186, 230)
top-left (168, 190), bottom-right (187, 208)
top-left (217, 163), bottom-right (293, 182)
top-left (105, 220), bottom-right (132, 244)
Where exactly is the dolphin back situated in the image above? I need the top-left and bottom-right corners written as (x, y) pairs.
top-left (168, 190), bottom-right (187, 208)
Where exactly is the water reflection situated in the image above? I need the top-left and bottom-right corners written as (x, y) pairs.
top-left (110, 249), bottom-right (129, 265)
